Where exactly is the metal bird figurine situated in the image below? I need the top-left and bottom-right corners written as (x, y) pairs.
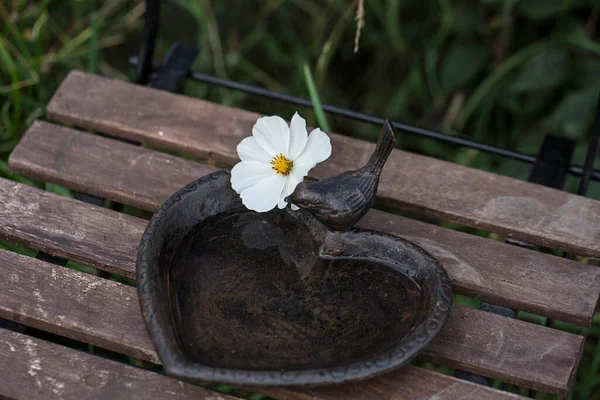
top-left (285, 120), bottom-right (397, 231)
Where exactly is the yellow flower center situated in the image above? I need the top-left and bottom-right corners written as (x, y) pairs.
top-left (270, 153), bottom-right (293, 175)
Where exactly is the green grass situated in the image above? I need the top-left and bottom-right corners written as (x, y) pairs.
top-left (2, 1), bottom-right (600, 399)
top-left (303, 62), bottom-right (331, 132)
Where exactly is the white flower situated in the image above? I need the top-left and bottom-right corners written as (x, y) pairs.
top-left (231, 112), bottom-right (332, 212)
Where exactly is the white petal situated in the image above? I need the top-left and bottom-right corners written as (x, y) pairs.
top-left (230, 160), bottom-right (275, 193)
top-left (239, 174), bottom-right (286, 212)
top-left (291, 204), bottom-right (299, 211)
top-left (292, 127), bottom-right (332, 174)
top-left (252, 116), bottom-right (290, 156)
top-left (278, 174), bottom-right (303, 209)
top-left (237, 136), bottom-right (271, 163)
top-left (289, 166), bottom-right (308, 187)
top-left (288, 112), bottom-right (308, 160)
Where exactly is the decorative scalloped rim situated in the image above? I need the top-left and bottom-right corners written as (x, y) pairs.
top-left (137, 171), bottom-right (453, 386)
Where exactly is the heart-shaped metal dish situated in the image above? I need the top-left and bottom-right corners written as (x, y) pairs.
top-left (137, 170), bottom-right (452, 386)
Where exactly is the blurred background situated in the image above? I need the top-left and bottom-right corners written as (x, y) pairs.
top-left (1, 1), bottom-right (600, 399)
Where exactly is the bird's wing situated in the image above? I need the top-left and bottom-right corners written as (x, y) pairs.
top-left (345, 188), bottom-right (368, 212)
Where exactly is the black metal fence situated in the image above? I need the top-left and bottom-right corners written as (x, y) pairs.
top-left (134, 0), bottom-right (600, 196)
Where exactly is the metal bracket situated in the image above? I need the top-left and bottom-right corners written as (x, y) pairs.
top-left (148, 42), bottom-right (199, 92)
top-left (74, 192), bottom-right (105, 206)
top-left (35, 252), bottom-right (68, 267)
top-left (528, 135), bottom-right (575, 189)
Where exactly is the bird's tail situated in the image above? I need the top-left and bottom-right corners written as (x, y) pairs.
top-left (365, 120), bottom-right (397, 174)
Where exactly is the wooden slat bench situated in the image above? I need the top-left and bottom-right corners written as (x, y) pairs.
top-left (0, 329), bottom-right (236, 400)
top-left (1, 70), bottom-right (599, 399)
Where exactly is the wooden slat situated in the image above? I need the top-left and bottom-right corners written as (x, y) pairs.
top-left (0, 247), bottom-right (157, 363)
top-left (0, 178), bottom-right (142, 277)
top-left (0, 249), bottom-right (583, 396)
top-left (267, 368), bottom-right (525, 400)
top-left (0, 334), bottom-right (521, 400)
top-left (8, 124), bottom-right (216, 211)
top-left (7, 122), bottom-right (600, 326)
top-left (0, 329), bottom-right (238, 400)
top-left (45, 70), bottom-right (600, 258)
top-left (0, 329), bottom-right (523, 400)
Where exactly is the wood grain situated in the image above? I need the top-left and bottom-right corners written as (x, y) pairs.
top-left (0, 248), bottom-right (157, 363)
top-left (0, 177), bottom-right (142, 277)
top-left (0, 330), bottom-right (238, 400)
top-left (265, 367), bottom-right (525, 400)
top-left (0, 249), bottom-right (583, 396)
top-left (9, 121), bottom-right (217, 211)
top-left (0, 333), bottom-right (523, 400)
top-left (7, 123), bottom-right (600, 326)
top-left (45, 70), bottom-right (600, 258)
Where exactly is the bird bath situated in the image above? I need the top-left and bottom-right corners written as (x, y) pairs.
top-left (136, 170), bottom-right (452, 386)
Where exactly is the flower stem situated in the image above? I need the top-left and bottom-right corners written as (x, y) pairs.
top-left (303, 62), bottom-right (331, 132)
